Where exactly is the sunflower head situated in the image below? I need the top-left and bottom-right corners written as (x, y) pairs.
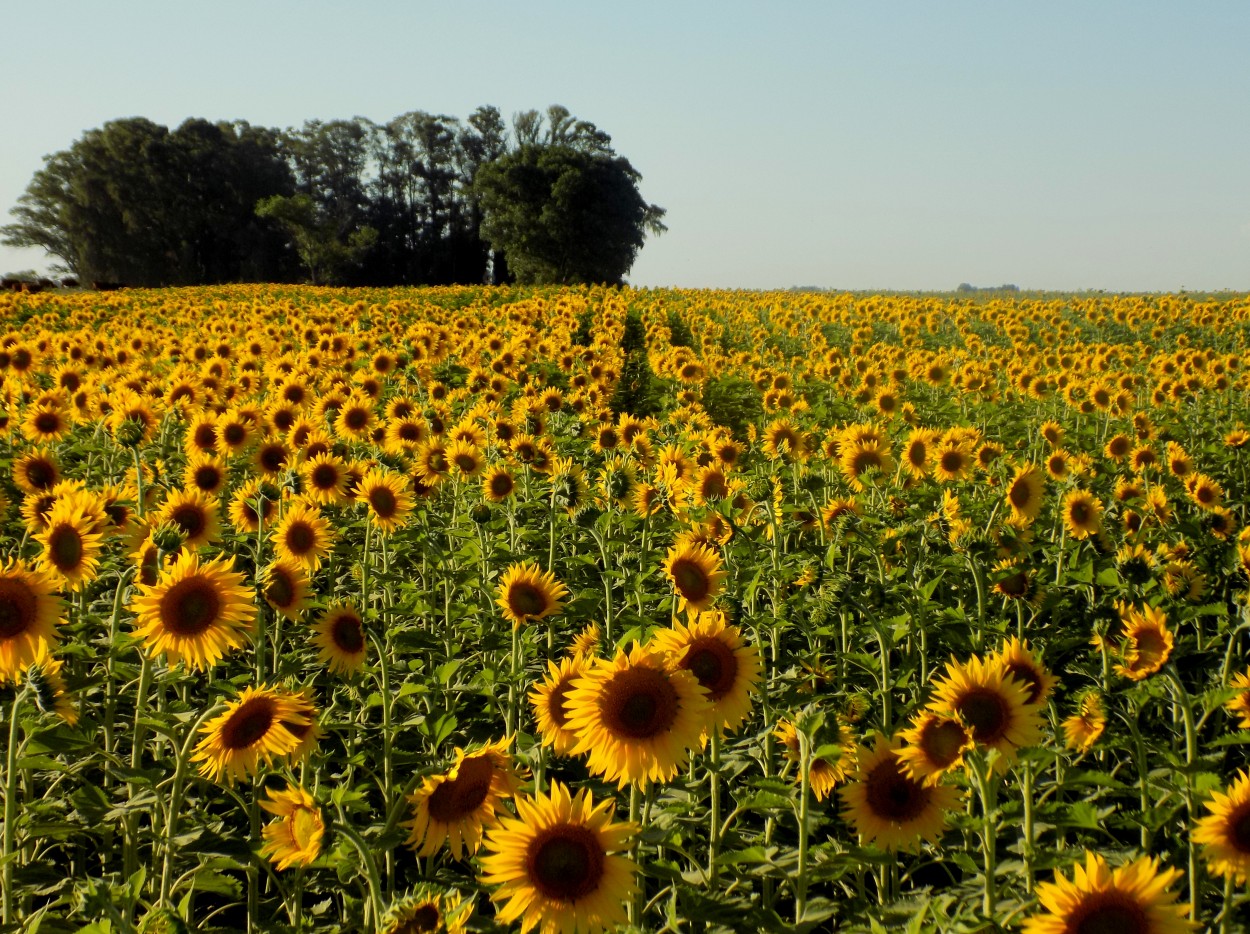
top-left (650, 609), bottom-right (761, 734)
top-left (1021, 851), bottom-right (1193, 934)
top-left (496, 562), bottom-right (569, 627)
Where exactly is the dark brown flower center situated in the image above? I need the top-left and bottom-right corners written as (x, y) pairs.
top-left (1009, 477), bottom-right (1034, 509)
top-left (600, 667), bottom-right (679, 739)
top-left (170, 504), bottom-right (207, 540)
top-left (426, 754), bottom-right (494, 823)
top-left (489, 473), bottom-right (514, 497)
top-left (222, 423), bottom-right (247, 446)
top-left (259, 444), bottom-right (286, 473)
top-left (508, 582), bottom-right (548, 619)
top-left (1070, 892), bottom-right (1149, 934)
top-left (394, 903), bottom-right (441, 933)
top-left (158, 577), bottom-right (221, 636)
top-left (285, 522), bottom-right (316, 555)
top-left (34, 412), bottom-right (61, 434)
top-left (682, 637), bottom-right (738, 700)
top-left (193, 465), bottom-right (222, 491)
top-left (222, 697), bottom-right (276, 749)
top-left (865, 756), bottom-right (932, 822)
top-left (47, 525), bottom-right (85, 572)
top-left (670, 558), bottom-right (710, 603)
top-left (919, 719), bottom-right (967, 768)
top-left (548, 678), bottom-right (574, 727)
top-left (955, 688), bottom-right (1011, 744)
top-left (369, 486), bottom-right (398, 519)
top-left (1003, 662), bottom-right (1044, 705)
top-left (331, 612), bottom-right (364, 654)
top-left (344, 408), bottom-right (369, 431)
top-left (0, 579), bottom-right (37, 639)
top-left (265, 568), bottom-right (296, 608)
top-left (526, 825), bottom-right (606, 902)
top-left (23, 458), bottom-right (57, 490)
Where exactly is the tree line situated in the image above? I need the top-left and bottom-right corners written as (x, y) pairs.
top-left (2, 105), bottom-right (665, 288)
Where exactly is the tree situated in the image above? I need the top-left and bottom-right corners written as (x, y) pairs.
top-left (473, 108), bottom-right (665, 285)
top-left (255, 194), bottom-right (376, 285)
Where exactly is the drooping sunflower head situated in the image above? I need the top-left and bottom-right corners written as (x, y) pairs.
top-left (496, 562), bottom-right (569, 627)
top-left (839, 733), bottom-right (961, 851)
top-left (259, 784), bottom-right (324, 871)
top-left (650, 609), bottom-right (761, 735)
top-left (1021, 851), bottom-right (1193, 934)
top-left (662, 541), bottom-right (725, 615)
top-left (192, 686), bottom-right (310, 784)
top-left (479, 781), bottom-right (637, 934)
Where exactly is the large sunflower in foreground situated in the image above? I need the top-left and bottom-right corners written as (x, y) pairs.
top-left (496, 562), bottom-right (569, 627)
top-left (650, 609), bottom-right (761, 735)
top-left (661, 541), bottom-right (725, 614)
top-left (564, 643), bottom-right (710, 789)
top-left (405, 738), bottom-right (523, 860)
top-left (479, 781), bottom-right (637, 934)
top-left (1021, 851), bottom-right (1193, 934)
top-left (0, 562), bottom-right (63, 683)
top-left (380, 886), bottom-right (470, 934)
top-left (130, 551), bottom-right (255, 671)
top-left (1194, 770), bottom-right (1250, 884)
top-left (531, 656), bottom-right (591, 756)
top-left (839, 734), bottom-right (960, 851)
top-left (926, 654), bottom-right (1043, 767)
top-left (192, 686), bottom-right (310, 784)
top-left (259, 784), bottom-right (324, 871)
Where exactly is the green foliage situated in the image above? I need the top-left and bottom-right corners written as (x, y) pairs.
top-left (667, 309), bottom-right (694, 347)
top-left (255, 194), bottom-right (377, 285)
top-left (701, 375), bottom-right (764, 439)
top-left (572, 307), bottom-right (595, 346)
top-left (609, 310), bottom-right (662, 417)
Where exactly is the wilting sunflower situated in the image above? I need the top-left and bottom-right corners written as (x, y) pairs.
top-left (775, 718), bottom-right (856, 800)
top-left (27, 654), bottom-right (77, 724)
top-left (1005, 463), bottom-right (1045, 525)
top-left (0, 563), bottom-right (62, 684)
top-left (273, 502), bottom-right (335, 572)
top-left (261, 559), bottom-right (311, 621)
top-left (404, 738), bottom-right (523, 859)
top-left (34, 498), bottom-right (103, 591)
top-left (531, 656), bottom-right (591, 756)
top-left (1062, 692), bottom-right (1106, 753)
top-left (259, 784), bottom-right (325, 871)
top-left (650, 609), bottom-right (761, 734)
top-left (840, 734), bottom-right (960, 851)
top-left (479, 781), bottom-right (637, 934)
top-left (192, 686), bottom-right (309, 784)
top-left (1062, 489), bottom-right (1103, 540)
top-left (1021, 851), bottom-right (1193, 934)
top-left (130, 551), bottom-right (255, 671)
top-left (313, 603), bottom-right (367, 674)
top-left (496, 562), bottom-right (569, 627)
top-left (993, 638), bottom-right (1056, 706)
top-left (154, 487), bottom-right (221, 550)
top-left (1114, 603), bottom-right (1173, 681)
top-left (1194, 770), bottom-right (1250, 884)
top-left (359, 467), bottom-right (415, 534)
top-left (926, 654), bottom-right (1043, 767)
top-left (380, 886), bottom-right (470, 934)
top-left (564, 643), bottom-right (711, 788)
top-left (897, 712), bottom-right (973, 785)
top-left (662, 541), bottom-right (725, 614)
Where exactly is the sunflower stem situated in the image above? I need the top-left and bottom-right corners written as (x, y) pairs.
top-left (629, 783), bottom-right (643, 926)
top-left (976, 756), bottom-right (998, 920)
top-left (132, 446), bottom-right (145, 519)
top-left (1021, 757), bottom-right (1035, 893)
top-left (508, 622), bottom-right (521, 736)
top-left (160, 701), bottom-right (222, 909)
top-left (707, 729), bottom-right (721, 884)
top-left (1165, 666), bottom-right (1200, 922)
top-left (2, 687), bottom-right (27, 927)
top-left (337, 814), bottom-right (386, 929)
top-left (795, 728), bottom-right (811, 924)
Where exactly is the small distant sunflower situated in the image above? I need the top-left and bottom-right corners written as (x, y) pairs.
top-left (380, 887), bottom-right (470, 934)
top-left (1062, 489), bottom-right (1103, 540)
top-left (569, 622), bottom-right (601, 658)
top-left (840, 439), bottom-right (894, 491)
top-left (359, 467), bottom-right (415, 534)
top-left (192, 686), bottom-right (309, 784)
top-left (496, 562), bottom-right (569, 627)
top-left (130, 551), bottom-right (255, 671)
top-left (261, 559), bottom-right (311, 621)
top-left (991, 557), bottom-right (1037, 602)
top-left (932, 441), bottom-right (972, 483)
top-left (312, 603), bottom-right (367, 674)
top-left (531, 656), bottom-right (591, 756)
top-left (840, 734), bottom-right (960, 851)
top-left (565, 643), bottom-right (711, 788)
top-left (334, 396), bottom-right (376, 440)
top-left (926, 654), bottom-right (1043, 766)
top-left (662, 541), bottom-right (725, 614)
top-left (1224, 668), bottom-right (1250, 730)
top-left (34, 498), bottom-right (103, 591)
top-left (273, 502), bottom-right (335, 572)
top-left (1114, 603), bottom-right (1172, 681)
top-left (650, 609), bottom-right (761, 734)
top-left (404, 738), bottom-right (523, 859)
top-left (902, 428), bottom-right (938, 478)
top-left (1194, 770), bottom-right (1250, 884)
top-left (479, 781), bottom-right (637, 934)
top-left (28, 654), bottom-right (77, 724)
top-left (897, 713), bottom-right (972, 785)
top-left (1005, 464), bottom-right (1045, 525)
top-left (154, 487), bottom-right (221, 550)
top-left (259, 784), bottom-right (324, 871)
top-left (1021, 851), bottom-right (1193, 934)
top-left (0, 562), bottom-right (63, 683)
top-left (1062, 692), bottom-right (1106, 753)
top-left (446, 439), bottom-right (485, 480)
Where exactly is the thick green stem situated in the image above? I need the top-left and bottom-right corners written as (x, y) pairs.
top-left (2, 690), bottom-right (26, 927)
top-left (978, 758), bottom-right (998, 920)
top-left (1166, 668), bottom-right (1200, 922)
top-left (795, 729), bottom-right (811, 924)
top-left (707, 730), bottom-right (721, 883)
top-left (160, 703), bottom-right (222, 908)
top-left (629, 784), bottom-right (644, 926)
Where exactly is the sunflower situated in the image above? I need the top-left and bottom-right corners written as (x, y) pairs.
top-left (993, 638), bottom-right (1056, 706)
top-left (1005, 463), bottom-right (1045, 524)
top-left (301, 452), bottom-right (350, 505)
top-left (34, 498), bottom-right (103, 591)
top-left (840, 734), bottom-right (960, 851)
top-left (1021, 851), bottom-right (1193, 934)
top-left (192, 686), bottom-right (309, 784)
top-left (897, 712), bottom-right (973, 785)
top-left (1114, 603), bottom-right (1173, 681)
top-left (313, 603), bottom-right (367, 674)
top-left (1062, 489), bottom-right (1103, 540)
top-left (380, 886), bottom-right (470, 934)
top-left (28, 654), bottom-right (77, 724)
top-left (1225, 668), bottom-right (1250, 730)
top-left (358, 467), bottom-right (415, 534)
top-left (840, 438), bottom-right (894, 491)
top-left (13, 448), bottom-right (60, 494)
top-left (902, 428), bottom-right (938, 479)
top-left (154, 487), bottom-right (221, 550)
top-left (0, 562), bottom-right (63, 684)
top-left (762, 418), bottom-right (806, 462)
top-left (414, 440), bottom-right (450, 485)
top-left (183, 453), bottom-right (227, 496)
top-left (273, 502), bottom-right (335, 572)
top-left (1194, 770), bottom-right (1250, 884)
top-left (22, 403), bottom-right (71, 443)
top-left (215, 408), bottom-right (255, 454)
top-left (130, 551), bottom-right (255, 671)
top-left (564, 643), bottom-right (710, 788)
top-left (650, 609), bottom-right (760, 734)
top-left (991, 557), bottom-right (1037, 602)
top-left (259, 784), bottom-right (324, 871)
top-left (228, 478), bottom-right (279, 534)
top-left (662, 541), bottom-right (725, 614)
top-left (926, 654), bottom-right (1043, 767)
top-left (496, 562), bottom-right (569, 627)
top-left (479, 781), bottom-right (637, 934)
top-left (775, 718), bottom-right (856, 800)
top-left (1062, 692), bottom-right (1106, 753)
top-left (404, 737), bottom-right (523, 859)
top-left (261, 559), bottom-right (311, 621)
top-left (446, 439), bottom-right (485, 480)
top-left (531, 656), bottom-right (591, 756)
top-left (932, 440), bottom-right (972, 483)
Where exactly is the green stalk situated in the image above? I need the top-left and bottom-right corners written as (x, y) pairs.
top-left (159, 703), bottom-right (222, 907)
top-left (2, 688), bottom-right (27, 927)
top-left (629, 783), bottom-right (643, 926)
top-left (795, 729), bottom-right (811, 924)
top-left (1166, 667), bottom-right (1200, 923)
top-left (977, 757), bottom-right (998, 920)
top-left (1021, 758), bottom-right (1035, 893)
top-left (707, 729), bottom-right (721, 883)
top-left (336, 817), bottom-right (386, 928)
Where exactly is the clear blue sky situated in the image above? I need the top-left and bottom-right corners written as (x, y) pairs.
top-left (3, 1), bottom-right (1247, 291)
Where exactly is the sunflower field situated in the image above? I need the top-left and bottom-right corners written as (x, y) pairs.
top-left (1, 285), bottom-right (1249, 934)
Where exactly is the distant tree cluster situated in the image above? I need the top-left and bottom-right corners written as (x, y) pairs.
top-left (956, 282), bottom-right (1020, 293)
top-left (2, 105), bottom-right (664, 288)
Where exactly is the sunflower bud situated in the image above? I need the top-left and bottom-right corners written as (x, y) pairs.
top-left (137, 906), bottom-right (190, 934)
top-left (151, 522), bottom-right (186, 554)
top-left (27, 663), bottom-right (56, 715)
top-left (469, 503), bottom-right (493, 525)
top-left (114, 418), bottom-right (145, 448)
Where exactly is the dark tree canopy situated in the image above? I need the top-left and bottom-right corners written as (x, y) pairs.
top-left (3, 105), bottom-right (663, 288)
